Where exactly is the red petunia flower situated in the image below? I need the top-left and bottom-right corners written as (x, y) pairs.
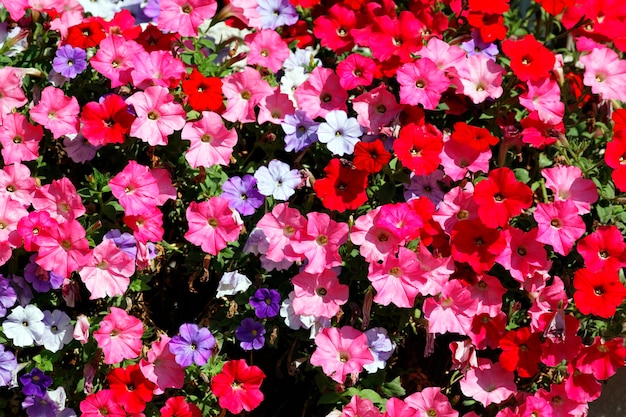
top-left (450, 218), bottom-right (506, 274)
top-left (160, 396), bottom-right (202, 417)
top-left (501, 34), bottom-right (556, 82)
top-left (605, 134), bottom-right (626, 192)
top-left (353, 139), bottom-right (391, 173)
top-left (211, 359), bottom-right (266, 414)
top-left (473, 167), bottom-right (533, 228)
top-left (465, 0), bottom-right (510, 42)
top-left (181, 69), bottom-right (225, 113)
top-left (394, 123), bottom-right (443, 176)
top-left (65, 19), bottom-right (106, 49)
top-left (80, 94), bottom-right (136, 146)
top-left (451, 121), bottom-right (499, 152)
top-left (499, 327), bottom-right (542, 378)
top-left (576, 225), bottom-right (626, 274)
top-left (136, 24), bottom-right (179, 52)
top-left (107, 364), bottom-right (156, 414)
top-left (312, 4), bottom-right (358, 54)
top-left (313, 158), bottom-right (369, 212)
top-left (573, 267), bottom-right (626, 318)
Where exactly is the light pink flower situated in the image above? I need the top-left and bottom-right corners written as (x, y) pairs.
top-left (139, 334), bottom-right (185, 394)
top-left (0, 67), bottom-right (27, 117)
top-left (222, 67), bottom-right (273, 123)
top-left (519, 77), bottom-right (565, 124)
top-left (404, 386), bottom-right (458, 417)
top-left (0, 162), bottom-right (37, 208)
top-left (579, 46), bottom-right (626, 101)
top-left (32, 176), bottom-right (85, 222)
top-left (158, 0), bottom-right (217, 37)
top-left (130, 49), bottom-right (187, 90)
top-left (534, 200), bottom-right (586, 256)
top-left (541, 165), bottom-right (597, 215)
top-left (352, 85), bottom-right (404, 133)
top-left (184, 197), bottom-right (243, 255)
top-left (0, 113), bottom-right (42, 164)
top-left (255, 202), bottom-right (307, 263)
top-left (181, 111), bottom-right (238, 168)
top-left (440, 135), bottom-right (491, 181)
top-left (123, 205), bottom-right (165, 244)
top-left (457, 54), bottom-right (504, 104)
top-left (396, 58), bottom-right (449, 110)
top-left (94, 307), bottom-right (144, 365)
top-left (90, 35), bottom-right (144, 88)
top-left (257, 88), bottom-right (295, 125)
top-left (496, 227), bottom-right (551, 283)
top-left (294, 67), bottom-right (348, 119)
top-left (459, 360), bottom-right (516, 407)
top-left (79, 239), bottom-right (135, 300)
top-left (367, 247), bottom-right (424, 308)
top-left (0, 193), bottom-right (27, 246)
top-left (245, 29), bottom-right (290, 72)
top-left (30, 86), bottom-right (79, 139)
top-left (341, 395), bottom-right (381, 417)
top-left (35, 219), bottom-right (91, 278)
top-left (292, 269), bottom-right (349, 319)
top-left (349, 207), bottom-right (401, 263)
top-left (290, 212), bottom-right (348, 274)
top-left (73, 314), bottom-right (90, 345)
top-left (126, 85), bottom-right (186, 146)
top-left (109, 160), bottom-right (161, 216)
top-left (310, 326), bottom-right (374, 383)
top-left (423, 279), bottom-right (477, 336)
top-left (432, 183), bottom-right (479, 234)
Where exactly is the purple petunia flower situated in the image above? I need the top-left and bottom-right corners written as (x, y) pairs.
top-left (0, 274), bottom-right (17, 317)
top-left (235, 318), bottom-right (266, 351)
top-left (461, 30), bottom-right (500, 61)
top-left (404, 170), bottom-right (449, 206)
top-left (0, 344), bottom-right (17, 387)
top-left (104, 229), bottom-right (138, 259)
top-left (23, 256), bottom-right (64, 293)
top-left (22, 392), bottom-right (59, 417)
top-left (62, 135), bottom-right (100, 163)
top-left (257, 0), bottom-right (299, 30)
top-left (363, 327), bottom-right (395, 373)
top-left (20, 368), bottom-right (52, 397)
top-left (221, 175), bottom-right (264, 216)
top-left (52, 45), bottom-right (87, 79)
top-left (281, 110), bottom-right (319, 152)
top-left (169, 323), bottom-right (216, 367)
top-left (249, 288), bottom-right (281, 319)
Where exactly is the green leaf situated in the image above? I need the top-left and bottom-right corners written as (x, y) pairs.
top-left (129, 276), bottom-right (151, 292)
top-left (513, 168), bottom-right (530, 184)
top-left (317, 391), bottom-right (343, 405)
top-left (380, 376), bottom-right (406, 397)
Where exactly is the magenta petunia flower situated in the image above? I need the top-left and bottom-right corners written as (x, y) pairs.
top-left (93, 307), bottom-right (144, 364)
top-left (533, 200), bottom-right (586, 256)
top-left (184, 197), bottom-right (243, 255)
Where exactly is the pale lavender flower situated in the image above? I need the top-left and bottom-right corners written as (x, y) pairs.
top-left (363, 327), bottom-right (394, 373)
top-left (254, 159), bottom-right (302, 201)
top-left (257, 0), bottom-right (298, 30)
top-left (317, 110), bottom-right (363, 156)
top-left (40, 310), bottom-right (73, 353)
top-left (0, 274), bottom-right (17, 317)
top-left (216, 271), bottom-right (252, 298)
top-left (283, 49), bottom-right (321, 73)
top-left (0, 344), bottom-right (17, 387)
top-left (63, 135), bottom-right (99, 163)
top-left (281, 110), bottom-right (319, 152)
top-left (461, 30), bottom-right (500, 61)
top-left (243, 228), bottom-right (270, 255)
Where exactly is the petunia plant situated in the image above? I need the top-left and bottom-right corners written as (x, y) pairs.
top-left (0, 0), bottom-right (626, 416)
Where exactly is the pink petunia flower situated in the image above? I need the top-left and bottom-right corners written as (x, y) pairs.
top-left (341, 395), bottom-right (381, 417)
top-left (90, 35), bottom-right (144, 88)
top-left (80, 390), bottom-right (126, 417)
top-left (460, 360), bottom-right (516, 407)
top-left (93, 307), bottom-right (144, 365)
top-left (184, 197), bottom-right (243, 255)
top-left (291, 269), bottom-right (349, 319)
top-left (541, 165), bottom-right (598, 215)
top-left (109, 160), bottom-right (161, 216)
top-left (397, 58), bottom-right (449, 110)
top-left (440, 136), bottom-right (491, 182)
top-left (579, 46), bottom-right (626, 101)
top-left (457, 53), bottom-right (504, 104)
top-left (222, 67), bottom-right (274, 123)
top-left (245, 29), bottom-right (290, 72)
top-left (32, 176), bottom-right (85, 222)
top-left (79, 239), bottom-right (135, 300)
top-left (496, 227), bottom-right (551, 283)
top-left (294, 66), bottom-right (348, 119)
top-left (423, 279), bottom-right (478, 336)
top-left (158, 0), bottom-right (217, 37)
top-left (404, 386), bottom-right (459, 417)
top-left (352, 85), bottom-right (404, 134)
top-left (367, 247), bottom-right (424, 308)
top-left (126, 85), bottom-right (186, 146)
top-left (0, 67), bottom-right (27, 118)
top-left (310, 326), bottom-right (374, 384)
top-left (124, 206), bottom-right (165, 244)
top-left (181, 111), bottom-right (238, 168)
top-left (35, 219), bottom-right (91, 279)
top-left (139, 334), bottom-right (185, 394)
top-left (432, 183), bottom-right (479, 234)
top-left (0, 193), bottom-right (27, 248)
top-left (519, 77), bottom-right (565, 124)
top-left (0, 113), bottom-right (42, 164)
top-left (349, 207), bottom-right (402, 263)
top-left (534, 200), bottom-right (586, 256)
top-left (29, 86), bottom-right (80, 139)
top-left (130, 49), bottom-right (187, 90)
top-left (255, 202), bottom-right (307, 264)
top-left (257, 88), bottom-right (295, 125)
top-left (290, 212), bottom-right (348, 274)
top-left (0, 162), bottom-right (37, 208)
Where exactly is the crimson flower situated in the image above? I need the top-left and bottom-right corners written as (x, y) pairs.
top-left (605, 135), bottom-right (626, 192)
top-left (450, 219), bottom-right (505, 274)
top-left (502, 34), bottom-right (556, 82)
top-left (451, 121), bottom-right (499, 152)
top-left (473, 167), bottom-right (533, 228)
top-left (394, 123), bottom-right (443, 176)
top-left (353, 140), bottom-right (391, 173)
top-left (211, 359), bottom-right (265, 414)
top-left (107, 364), bottom-right (156, 414)
top-left (160, 396), bottom-right (202, 417)
top-left (80, 94), bottom-right (136, 146)
top-left (312, 4), bottom-right (357, 54)
top-left (499, 327), bottom-right (542, 378)
top-left (181, 69), bottom-right (225, 113)
top-left (65, 19), bottom-right (106, 49)
top-left (573, 267), bottom-right (626, 318)
top-left (313, 158), bottom-right (368, 212)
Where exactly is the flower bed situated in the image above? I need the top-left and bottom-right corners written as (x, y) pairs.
top-left (0, 0), bottom-right (626, 416)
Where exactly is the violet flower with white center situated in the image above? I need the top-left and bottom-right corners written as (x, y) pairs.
top-left (52, 45), bottom-right (87, 79)
top-left (40, 310), bottom-right (73, 353)
top-left (3, 304), bottom-right (45, 347)
top-left (216, 271), bottom-right (253, 298)
top-left (363, 327), bottom-right (395, 373)
top-left (0, 274), bottom-right (17, 317)
top-left (169, 323), bottom-right (216, 367)
top-left (317, 110), bottom-right (364, 156)
top-left (221, 175), bottom-right (264, 216)
top-left (281, 110), bottom-right (319, 152)
top-left (254, 159), bottom-right (302, 201)
top-left (257, 0), bottom-right (299, 30)
top-left (404, 170), bottom-right (449, 206)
